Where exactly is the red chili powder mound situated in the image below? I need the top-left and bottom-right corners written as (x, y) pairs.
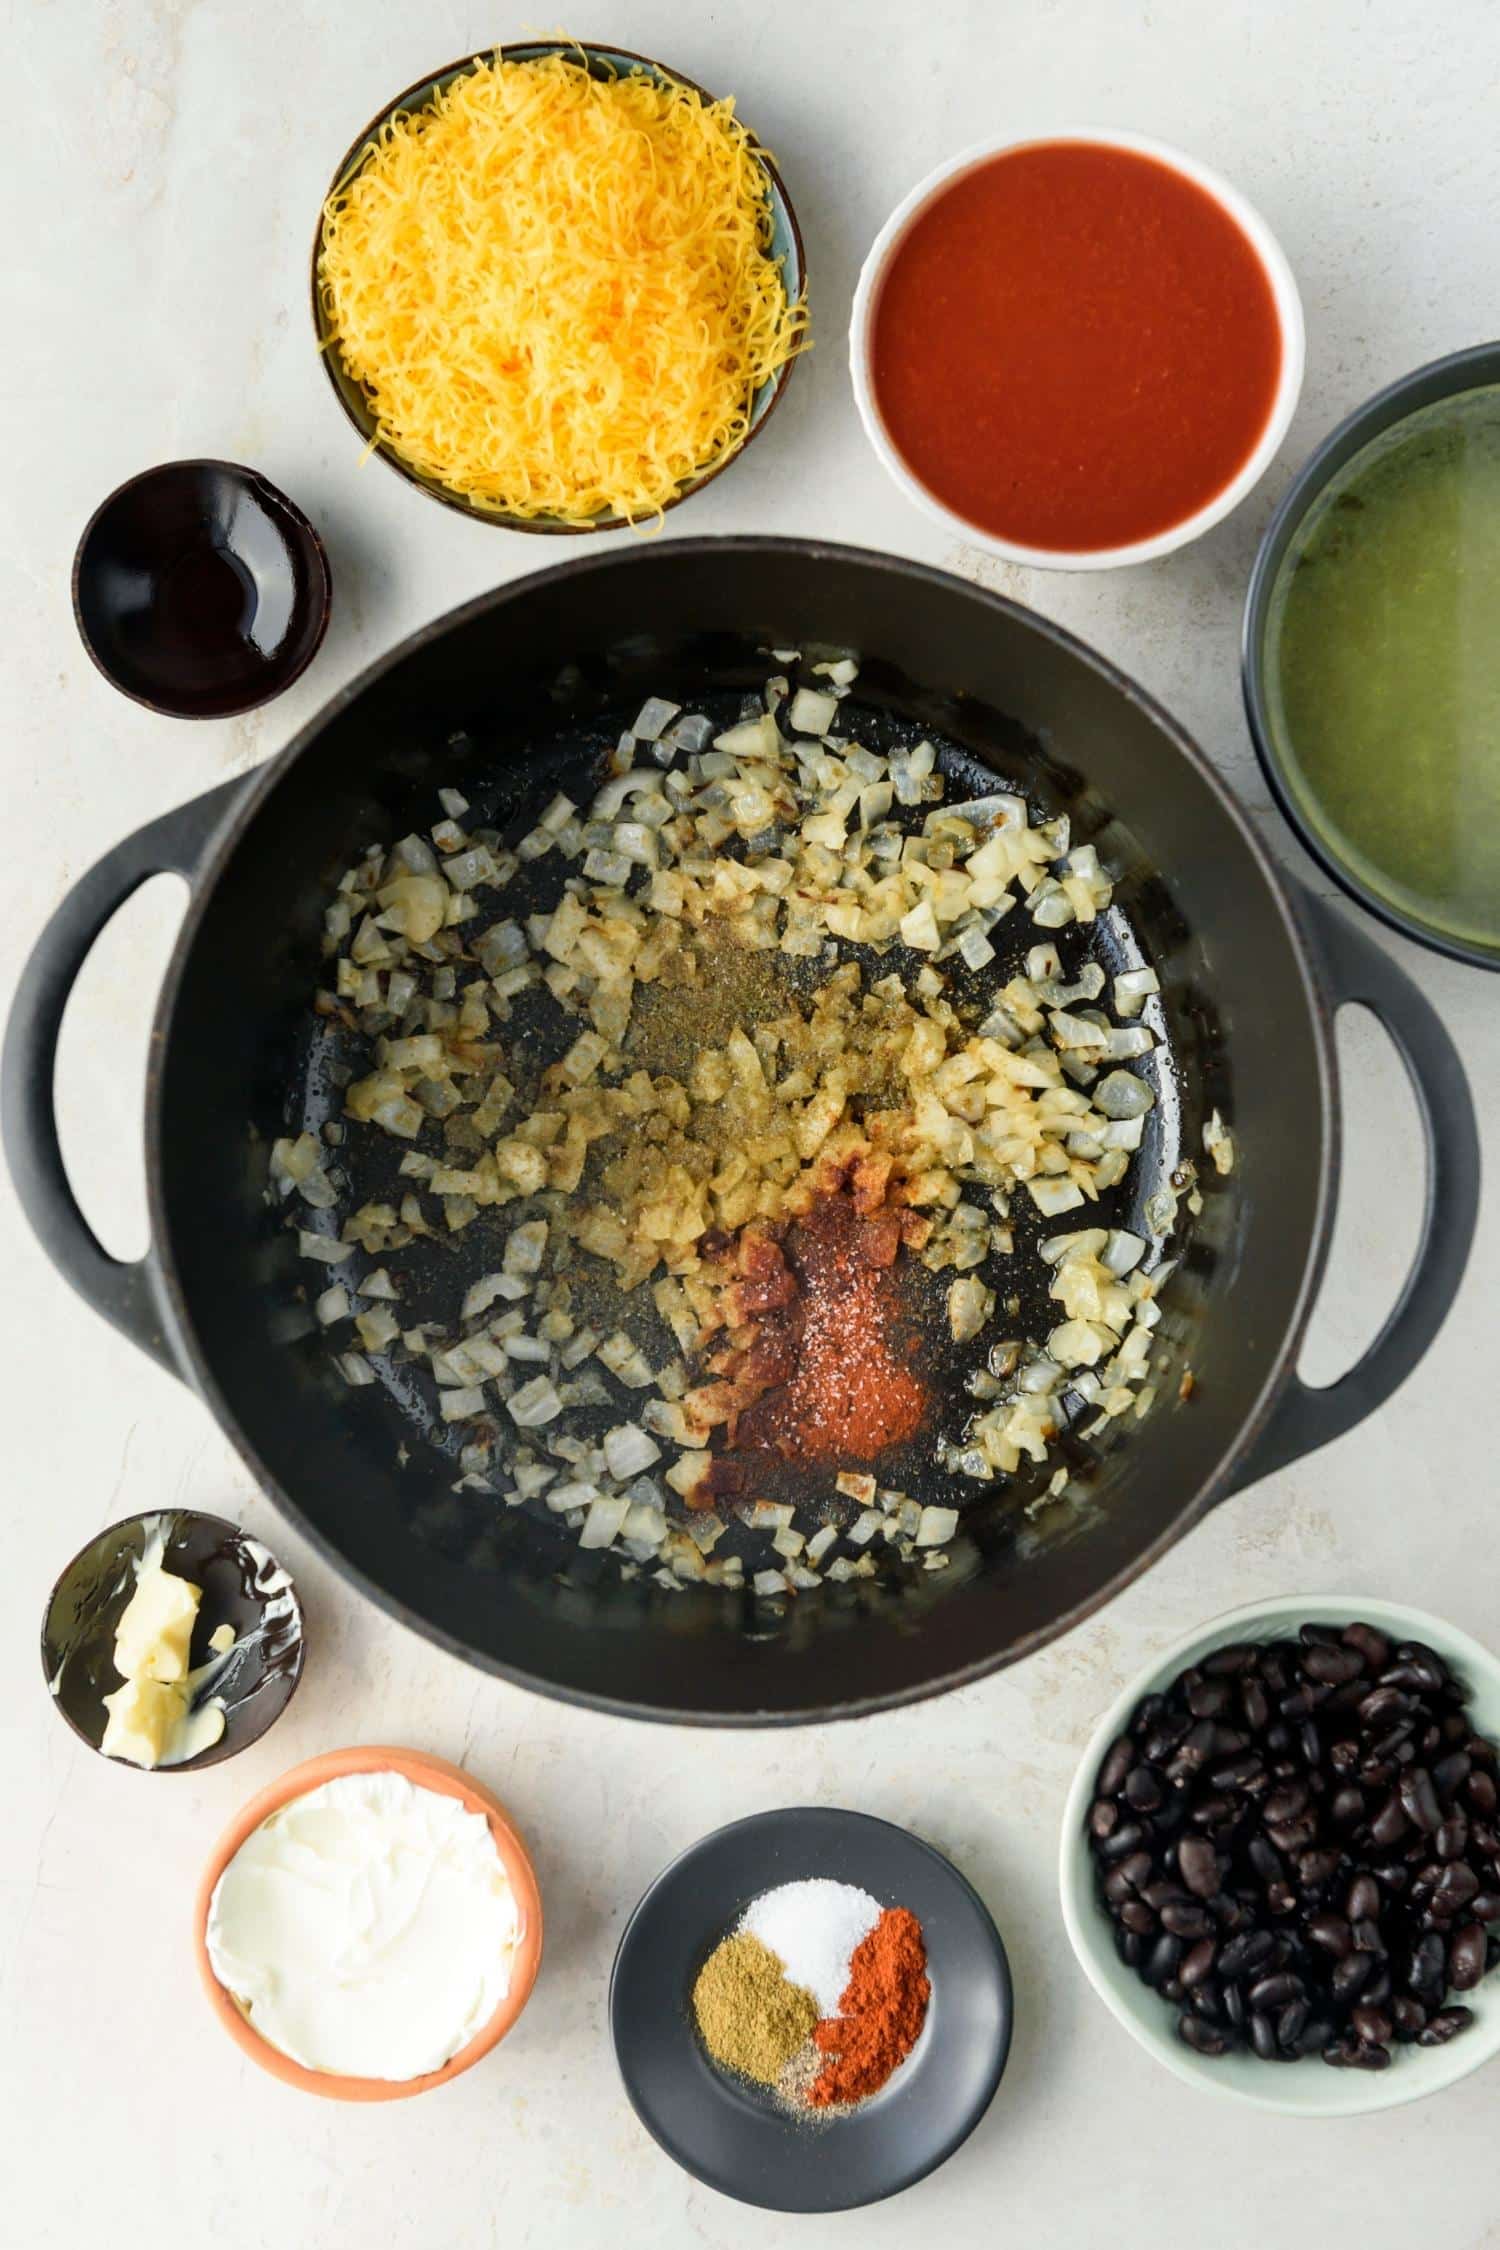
top-left (733, 1184), bottom-right (929, 1463)
top-left (809, 1905), bottom-right (931, 2107)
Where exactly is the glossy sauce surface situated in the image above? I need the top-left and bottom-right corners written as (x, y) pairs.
top-left (870, 141), bottom-right (1283, 552)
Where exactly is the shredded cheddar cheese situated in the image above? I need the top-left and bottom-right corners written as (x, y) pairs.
top-left (317, 52), bottom-right (809, 525)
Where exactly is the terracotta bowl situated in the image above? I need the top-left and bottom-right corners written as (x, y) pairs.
top-left (194, 1744), bottom-right (543, 2100)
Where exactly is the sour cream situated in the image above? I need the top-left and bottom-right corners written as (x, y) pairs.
top-left (205, 1769), bottom-right (519, 2080)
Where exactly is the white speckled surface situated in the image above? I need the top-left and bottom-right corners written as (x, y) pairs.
top-left (3, 4), bottom-right (1497, 2243)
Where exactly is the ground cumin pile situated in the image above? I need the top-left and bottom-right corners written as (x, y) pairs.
top-left (692, 1932), bottom-right (819, 2085)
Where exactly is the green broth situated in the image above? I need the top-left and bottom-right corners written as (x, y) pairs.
top-left (1264, 381), bottom-right (1500, 956)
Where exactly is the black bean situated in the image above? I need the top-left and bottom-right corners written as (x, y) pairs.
top-left (1180, 1938), bottom-right (1217, 1989)
top-left (1178, 1835), bottom-right (1220, 1899)
top-left (1370, 1792), bottom-right (1409, 1848)
top-left (1359, 1685), bottom-right (1411, 1728)
top-left (1351, 1919), bottom-right (1385, 1955)
top-left (1248, 1837), bottom-right (1284, 1884)
top-left (1178, 2012), bottom-right (1228, 2056)
top-left (1382, 1654), bottom-right (1445, 1695)
top-left (1248, 1971), bottom-right (1302, 2010)
top-left (1300, 1623), bottom-right (1342, 1649)
top-left (1089, 1800), bottom-right (1120, 1841)
top-left (1408, 1931), bottom-right (1447, 1997)
top-left (1306, 1913), bottom-right (1353, 1959)
top-left (1330, 1786), bottom-right (1366, 1831)
top-left (1433, 1750), bottom-right (1471, 1803)
top-left (1466, 1769), bottom-right (1498, 1816)
top-left (1248, 2011), bottom-right (1278, 2060)
top-left (1124, 1765), bottom-right (1164, 1813)
top-left (1343, 1623), bottom-right (1391, 1671)
top-left (1266, 1882), bottom-right (1297, 1918)
top-left (1263, 1781), bottom-right (1309, 1825)
top-left (1097, 1736), bottom-right (1134, 1797)
top-left (1221, 1981), bottom-right (1246, 2029)
top-left (1332, 1952), bottom-right (1374, 2000)
top-left (1187, 1677), bottom-right (1231, 1719)
top-left (1368, 1722), bottom-right (1417, 1766)
top-left (1114, 1924), bottom-right (1144, 1969)
top-left (1142, 1723), bottom-right (1190, 1766)
top-left (1437, 1861), bottom-right (1480, 1912)
top-left (1345, 2042), bottom-right (1392, 2071)
top-left (1400, 1768), bottom-right (1443, 1834)
top-left (1297, 1850), bottom-right (1342, 1890)
top-left (1218, 1930), bottom-right (1273, 1980)
top-left (1435, 1814), bottom-right (1468, 1862)
top-left (1298, 2017), bottom-right (1334, 2055)
top-left (1204, 1643), bottom-right (1258, 1675)
top-left (1470, 1891), bottom-right (1500, 1922)
top-left (1352, 2004), bottom-right (1393, 2047)
top-left (1299, 1720), bottom-right (1323, 1769)
top-left (1267, 1814), bottom-right (1318, 1854)
top-left (1416, 2007), bottom-right (1474, 2047)
top-left (1277, 1998), bottom-right (1309, 2050)
top-left (1100, 1820), bottom-right (1146, 1863)
top-left (1140, 1879), bottom-right (1189, 1912)
top-left (1211, 1755), bottom-right (1266, 1793)
top-left (1161, 1901), bottom-right (1214, 1942)
top-left (1279, 1689), bottom-right (1314, 1722)
top-left (1390, 1996), bottom-right (1427, 2039)
top-left (1191, 1983), bottom-right (1223, 2023)
top-left (1119, 1901), bottom-right (1156, 1936)
top-left (1346, 1873), bottom-right (1381, 1923)
top-left (1373, 1860), bottom-right (1411, 1894)
top-left (1240, 1679), bottom-right (1270, 1733)
top-left (1303, 1643), bottom-right (1364, 1685)
top-left (1130, 1693), bottom-right (1166, 1737)
top-left (1449, 1922), bottom-right (1487, 1991)
top-left (1142, 1933), bottom-right (1184, 1988)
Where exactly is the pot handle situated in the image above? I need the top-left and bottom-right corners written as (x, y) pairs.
top-left (2, 775), bottom-right (252, 1376)
top-left (1222, 890), bottom-right (1480, 1496)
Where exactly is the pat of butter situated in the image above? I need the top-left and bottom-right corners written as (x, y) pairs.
top-left (100, 1677), bottom-right (191, 1768)
top-left (113, 1563), bottom-right (201, 1683)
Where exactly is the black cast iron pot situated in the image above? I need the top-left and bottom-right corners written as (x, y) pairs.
top-left (3, 541), bottom-right (1479, 1724)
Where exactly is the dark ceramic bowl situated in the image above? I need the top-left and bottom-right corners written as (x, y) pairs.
top-left (42, 1509), bottom-right (305, 1771)
top-left (611, 1807), bottom-right (1012, 2212)
top-left (1242, 340), bottom-right (1500, 971)
top-left (310, 42), bottom-right (806, 533)
top-left (73, 461), bottom-right (331, 719)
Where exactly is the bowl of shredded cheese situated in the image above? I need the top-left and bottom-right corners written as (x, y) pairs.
top-left (312, 43), bottom-right (808, 531)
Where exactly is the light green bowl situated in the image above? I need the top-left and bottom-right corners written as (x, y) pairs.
top-left (1059, 1594), bottom-right (1500, 2116)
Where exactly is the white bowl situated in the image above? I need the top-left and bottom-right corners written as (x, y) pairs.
top-left (849, 128), bottom-right (1306, 571)
top-left (1058, 1595), bottom-right (1500, 2115)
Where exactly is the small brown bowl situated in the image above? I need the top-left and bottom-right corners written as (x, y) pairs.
top-left (73, 460), bottom-right (331, 717)
top-left (195, 1745), bottom-right (544, 2100)
top-left (311, 41), bottom-right (806, 532)
top-left (41, 1509), bottom-right (305, 1771)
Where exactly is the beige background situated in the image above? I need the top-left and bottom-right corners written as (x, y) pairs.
top-left (3, 2), bottom-right (1497, 2244)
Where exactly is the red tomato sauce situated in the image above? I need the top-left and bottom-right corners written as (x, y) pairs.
top-left (869, 141), bottom-right (1284, 552)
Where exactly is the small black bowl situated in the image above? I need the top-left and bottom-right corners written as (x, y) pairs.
top-left (1242, 339), bottom-right (1500, 971)
top-left (73, 460), bottom-right (331, 718)
top-left (610, 1807), bottom-right (1012, 2213)
top-left (42, 1509), bottom-right (305, 1771)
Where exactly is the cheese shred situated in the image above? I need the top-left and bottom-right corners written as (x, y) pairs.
top-left (318, 52), bottom-right (809, 526)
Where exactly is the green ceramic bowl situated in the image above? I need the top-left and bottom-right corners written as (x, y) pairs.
top-left (311, 42), bottom-right (806, 533)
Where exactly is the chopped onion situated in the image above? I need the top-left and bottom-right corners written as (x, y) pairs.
top-left (631, 697), bottom-right (681, 743)
top-left (788, 688), bottom-right (838, 735)
top-left (916, 1506), bottom-right (958, 1546)
top-left (603, 1422), bottom-right (662, 1479)
top-left (508, 1376), bottom-right (563, 1427)
top-left (1095, 1070), bottom-right (1155, 1120)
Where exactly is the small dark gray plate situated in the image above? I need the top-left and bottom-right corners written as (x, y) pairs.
top-left (41, 1509), bottom-right (305, 1770)
top-left (610, 1807), bottom-right (1012, 2212)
